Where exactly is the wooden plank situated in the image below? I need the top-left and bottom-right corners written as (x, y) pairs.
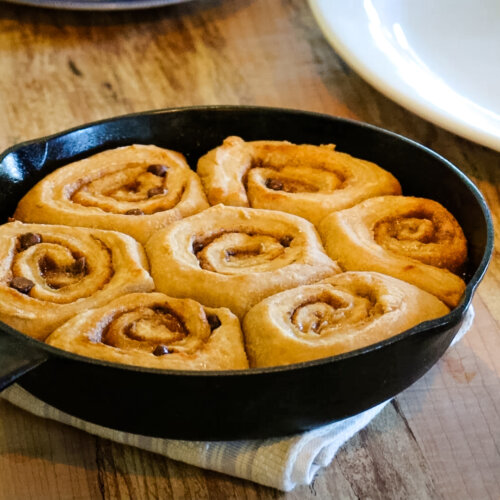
top-left (0, 399), bottom-right (101, 500)
top-left (397, 294), bottom-right (500, 499)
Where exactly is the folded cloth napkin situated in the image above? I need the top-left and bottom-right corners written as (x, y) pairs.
top-left (1, 306), bottom-right (474, 491)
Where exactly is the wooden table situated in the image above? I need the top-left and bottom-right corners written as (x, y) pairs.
top-left (0, 1), bottom-right (498, 498)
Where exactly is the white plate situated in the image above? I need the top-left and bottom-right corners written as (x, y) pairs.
top-left (309, 0), bottom-right (500, 151)
top-left (1, 0), bottom-right (192, 10)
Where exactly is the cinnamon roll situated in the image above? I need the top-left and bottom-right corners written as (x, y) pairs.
top-left (197, 136), bottom-right (402, 225)
top-left (318, 196), bottom-right (468, 307)
top-left (46, 292), bottom-right (249, 370)
top-left (146, 204), bottom-right (340, 319)
top-left (14, 145), bottom-right (209, 244)
top-left (0, 221), bottom-right (154, 340)
top-left (243, 271), bottom-right (450, 367)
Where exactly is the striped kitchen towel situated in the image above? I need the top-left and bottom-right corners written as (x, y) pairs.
top-left (1, 306), bottom-right (474, 491)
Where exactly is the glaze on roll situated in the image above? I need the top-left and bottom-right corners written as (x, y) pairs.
top-left (146, 204), bottom-right (340, 319)
top-left (318, 196), bottom-right (468, 307)
top-left (46, 292), bottom-right (249, 370)
top-left (14, 145), bottom-right (209, 244)
top-left (0, 221), bottom-right (154, 340)
top-left (243, 271), bottom-right (450, 367)
top-left (197, 136), bottom-right (402, 226)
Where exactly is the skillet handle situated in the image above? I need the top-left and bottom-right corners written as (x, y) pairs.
top-left (0, 332), bottom-right (48, 392)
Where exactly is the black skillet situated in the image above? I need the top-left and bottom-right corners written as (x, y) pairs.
top-left (0, 106), bottom-right (493, 440)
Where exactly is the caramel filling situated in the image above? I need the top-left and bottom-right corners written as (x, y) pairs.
top-left (98, 304), bottom-right (215, 356)
top-left (290, 288), bottom-right (383, 337)
top-left (247, 155), bottom-right (346, 194)
top-left (10, 234), bottom-right (114, 303)
top-left (102, 306), bottom-right (187, 351)
top-left (265, 176), bottom-right (320, 193)
top-left (39, 254), bottom-right (87, 289)
top-left (70, 162), bottom-right (184, 214)
top-left (192, 231), bottom-right (295, 274)
top-left (291, 295), bottom-right (350, 334)
top-left (373, 208), bottom-right (467, 272)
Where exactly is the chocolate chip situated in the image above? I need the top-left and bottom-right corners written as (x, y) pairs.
top-left (10, 276), bottom-right (34, 294)
top-left (280, 235), bottom-right (293, 247)
top-left (125, 209), bottom-right (144, 216)
top-left (70, 257), bottom-right (86, 274)
top-left (147, 187), bottom-right (167, 198)
top-left (207, 314), bottom-right (221, 331)
top-left (265, 178), bottom-right (284, 191)
top-left (192, 241), bottom-right (204, 253)
top-left (19, 232), bottom-right (42, 250)
top-left (152, 344), bottom-right (170, 356)
top-left (147, 164), bottom-right (168, 177)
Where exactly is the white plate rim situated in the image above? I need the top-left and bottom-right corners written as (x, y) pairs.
top-left (308, 0), bottom-right (500, 152)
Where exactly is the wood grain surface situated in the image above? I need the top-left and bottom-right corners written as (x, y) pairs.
top-left (0, 0), bottom-right (498, 498)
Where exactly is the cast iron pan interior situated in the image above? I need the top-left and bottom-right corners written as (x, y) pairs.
top-left (0, 106), bottom-right (493, 440)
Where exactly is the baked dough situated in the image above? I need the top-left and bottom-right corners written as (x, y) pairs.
top-left (318, 196), bottom-right (467, 307)
top-left (14, 144), bottom-right (209, 244)
top-left (146, 204), bottom-right (340, 319)
top-left (243, 271), bottom-right (450, 367)
top-left (197, 136), bottom-right (402, 225)
top-left (46, 292), bottom-right (249, 370)
top-left (0, 221), bottom-right (154, 340)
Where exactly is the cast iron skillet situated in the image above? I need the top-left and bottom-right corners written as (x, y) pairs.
top-left (0, 106), bottom-right (493, 440)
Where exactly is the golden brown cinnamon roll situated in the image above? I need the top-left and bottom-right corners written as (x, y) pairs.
top-left (146, 204), bottom-right (340, 319)
top-left (318, 196), bottom-right (468, 307)
top-left (46, 292), bottom-right (249, 370)
top-left (197, 136), bottom-right (401, 225)
top-left (14, 145), bottom-right (209, 244)
top-left (243, 271), bottom-right (450, 367)
top-left (0, 222), bottom-right (154, 340)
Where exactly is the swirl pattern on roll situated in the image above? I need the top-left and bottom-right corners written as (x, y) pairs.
top-left (243, 271), bottom-right (450, 367)
top-left (196, 136), bottom-right (402, 226)
top-left (0, 221), bottom-right (154, 340)
top-left (46, 293), bottom-right (249, 370)
top-left (14, 145), bottom-right (209, 244)
top-left (146, 204), bottom-right (340, 318)
top-left (318, 196), bottom-right (468, 307)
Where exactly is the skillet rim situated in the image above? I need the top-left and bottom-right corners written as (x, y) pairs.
top-left (0, 105), bottom-right (494, 377)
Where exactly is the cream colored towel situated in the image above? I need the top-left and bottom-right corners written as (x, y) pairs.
top-left (1, 307), bottom-right (474, 491)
